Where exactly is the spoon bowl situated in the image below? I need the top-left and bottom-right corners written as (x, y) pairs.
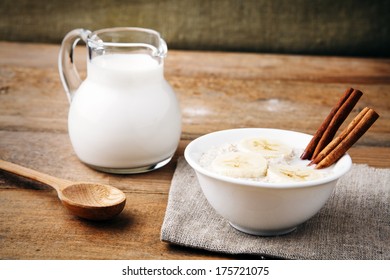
top-left (0, 159), bottom-right (126, 220)
top-left (59, 182), bottom-right (126, 220)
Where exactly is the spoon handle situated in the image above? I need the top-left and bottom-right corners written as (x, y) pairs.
top-left (0, 159), bottom-right (72, 191)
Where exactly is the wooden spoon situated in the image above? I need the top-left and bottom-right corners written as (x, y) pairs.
top-left (0, 159), bottom-right (126, 221)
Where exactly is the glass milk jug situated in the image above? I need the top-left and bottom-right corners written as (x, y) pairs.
top-left (58, 27), bottom-right (181, 174)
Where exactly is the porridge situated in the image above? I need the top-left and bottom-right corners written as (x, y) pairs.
top-left (199, 137), bottom-right (329, 183)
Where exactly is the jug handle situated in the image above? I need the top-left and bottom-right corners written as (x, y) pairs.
top-left (58, 29), bottom-right (91, 102)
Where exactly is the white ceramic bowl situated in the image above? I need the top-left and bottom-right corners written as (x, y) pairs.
top-left (184, 128), bottom-right (352, 236)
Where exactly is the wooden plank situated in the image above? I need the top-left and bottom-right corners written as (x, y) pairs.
top-left (0, 42), bottom-right (389, 260)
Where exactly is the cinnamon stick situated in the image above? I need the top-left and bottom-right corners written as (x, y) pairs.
top-left (310, 107), bottom-right (370, 165)
top-left (300, 88), bottom-right (354, 160)
top-left (315, 108), bottom-right (379, 169)
top-left (312, 89), bottom-right (362, 159)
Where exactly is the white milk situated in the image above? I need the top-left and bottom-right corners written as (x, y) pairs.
top-left (68, 54), bottom-right (181, 171)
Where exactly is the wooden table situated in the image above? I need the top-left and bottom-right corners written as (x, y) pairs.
top-left (0, 42), bottom-right (389, 260)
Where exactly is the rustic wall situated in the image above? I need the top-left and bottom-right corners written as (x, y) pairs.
top-left (0, 0), bottom-right (389, 57)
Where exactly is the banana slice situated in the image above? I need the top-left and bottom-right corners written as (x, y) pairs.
top-left (267, 164), bottom-right (323, 183)
top-left (211, 152), bottom-right (267, 178)
top-left (237, 137), bottom-right (293, 158)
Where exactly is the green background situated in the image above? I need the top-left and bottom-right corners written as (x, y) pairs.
top-left (1, 0), bottom-right (389, 57)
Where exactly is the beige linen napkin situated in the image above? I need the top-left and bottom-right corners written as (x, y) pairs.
top-left (161, 157), bottom-right (390, 260)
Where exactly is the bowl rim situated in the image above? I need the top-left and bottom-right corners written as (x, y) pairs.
top-left (184, 128), bottom-right (352, 189)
